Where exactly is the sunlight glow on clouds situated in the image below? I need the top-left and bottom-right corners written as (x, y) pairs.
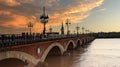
top-left (0, 0), bottom-right (104, 34)
top-left (0, 0), bottom-right (20, 6)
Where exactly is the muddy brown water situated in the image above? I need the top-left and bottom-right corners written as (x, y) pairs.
top-left (1, 39), bottom-right (120, 67)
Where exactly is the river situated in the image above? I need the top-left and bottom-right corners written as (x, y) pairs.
top-left (45, 39), bottom-right (120, 67)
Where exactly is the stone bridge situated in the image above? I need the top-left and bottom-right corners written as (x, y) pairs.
top-left (0, 35), bottom-right (95, 67)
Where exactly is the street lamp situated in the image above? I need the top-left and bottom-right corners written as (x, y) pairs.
top-left (76, 24), bottom-right (80, 35)
top-left (73, 30), bottom-right (75, 34)
top-left (28, 22), bottom-right (33, 35)
top-left (66, 19), bottom-right (71, 35)
top-left (82, 27), bottom-right (85, 34)
top-left (85, 29), bottom-right (88, 34)
top-left (40, 7), bottom-right (49, 37)
top-left (85, 29), bottom-right (89, 34)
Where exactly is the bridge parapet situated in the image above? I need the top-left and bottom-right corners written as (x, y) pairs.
top-left (0, 34), bottom-right (94, 48)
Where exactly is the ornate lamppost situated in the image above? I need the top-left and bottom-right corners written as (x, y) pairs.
top-left (85, 29), bottom-right (87, 34)
top-left (28, 22), bottom-right (33, 35)
top-left (82, 27), bottom-right (85, 34)
top-left (40, 7), bottom-right (49, 37)
top-left (66, 19), bottom-right (71, 35)
top-left (73, 30), bottom-right (75, 34)
top-left (85, 29), bottom-right (89, 34)
top-left (76, 24), bottom-right (80, 35)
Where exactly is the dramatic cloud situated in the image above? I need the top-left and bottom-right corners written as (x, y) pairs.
top-left (0, 0), bottom-right (20, 6)
top-left (0, 0), bottom-right (104, 34)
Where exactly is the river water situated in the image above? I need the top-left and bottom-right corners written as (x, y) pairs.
top-left (45, 39), bottom-right (120, 67)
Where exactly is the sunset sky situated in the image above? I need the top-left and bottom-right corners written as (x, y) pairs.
top-left (0, 0), bottom-right (120, 34)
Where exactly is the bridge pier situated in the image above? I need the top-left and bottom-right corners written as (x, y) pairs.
top-left (35, 61), bottom-right (48, 67)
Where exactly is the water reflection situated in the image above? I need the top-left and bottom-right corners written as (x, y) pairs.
top-left (45, 47), bottom-right (87, 67)
top-left (45, 39), bottom-right (120, 67)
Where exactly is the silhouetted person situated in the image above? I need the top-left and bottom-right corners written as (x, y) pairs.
top-left (22, 32), bottom-right (26, 40)
top-left (1, 35), bottom-right (5, 43)
top-left (26, 32), bottom-right (29, 39)
top-left (11, 34), bottom-right (15, 41)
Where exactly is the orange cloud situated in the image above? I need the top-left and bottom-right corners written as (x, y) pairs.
top-left (48, 0), bottom-right (104, 24)
top-left (0, 10), bottom-right (42, 33)
top-left (0, 0), bottom-right (20, 6)
top-left (0, 10), bottom-right (11, 15)
top-left (1, 12), bottom-right (27, 28)
top-left (0, 0), bottom-right (104, 34)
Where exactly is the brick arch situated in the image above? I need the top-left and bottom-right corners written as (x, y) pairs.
top-left (0, 51), bottom-right (38, 65)
top-left (81, 38), bottom-right (85, 45)
top-left (76, 39), bottom-right (82, 46)
top-left (40, 42), bottom-right (65, 62)
top-left (65, 40), bottom-right (76, 51)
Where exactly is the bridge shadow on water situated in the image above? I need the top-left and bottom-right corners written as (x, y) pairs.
top-left (0, 43), bottom-right (91, 67)
top-left (42, 43), bottom-right (90, 67)
top-left (0, 58), bottom-right (24, 67)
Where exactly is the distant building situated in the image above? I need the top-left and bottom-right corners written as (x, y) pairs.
top-left (61, 22), bottom-right (64, 35)
top-left (46, 32), bottom-right (59, 37)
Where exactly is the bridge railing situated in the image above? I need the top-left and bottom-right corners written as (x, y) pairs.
top-left (0, 33), bottom-right (93, 48)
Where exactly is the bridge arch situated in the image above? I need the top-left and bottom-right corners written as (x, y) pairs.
top-left (0, 58), bottom-right (25, 67)
top-left (65, 40), bottom-right (76, 51)
top-left (76, 39), bottom-right (82, 47)
top-left (81, 39), bottom-right (84, 45)
top-left (0, 51), bottom-right (38, 66)
top-left (40, 42), bottom-right (64, 62)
